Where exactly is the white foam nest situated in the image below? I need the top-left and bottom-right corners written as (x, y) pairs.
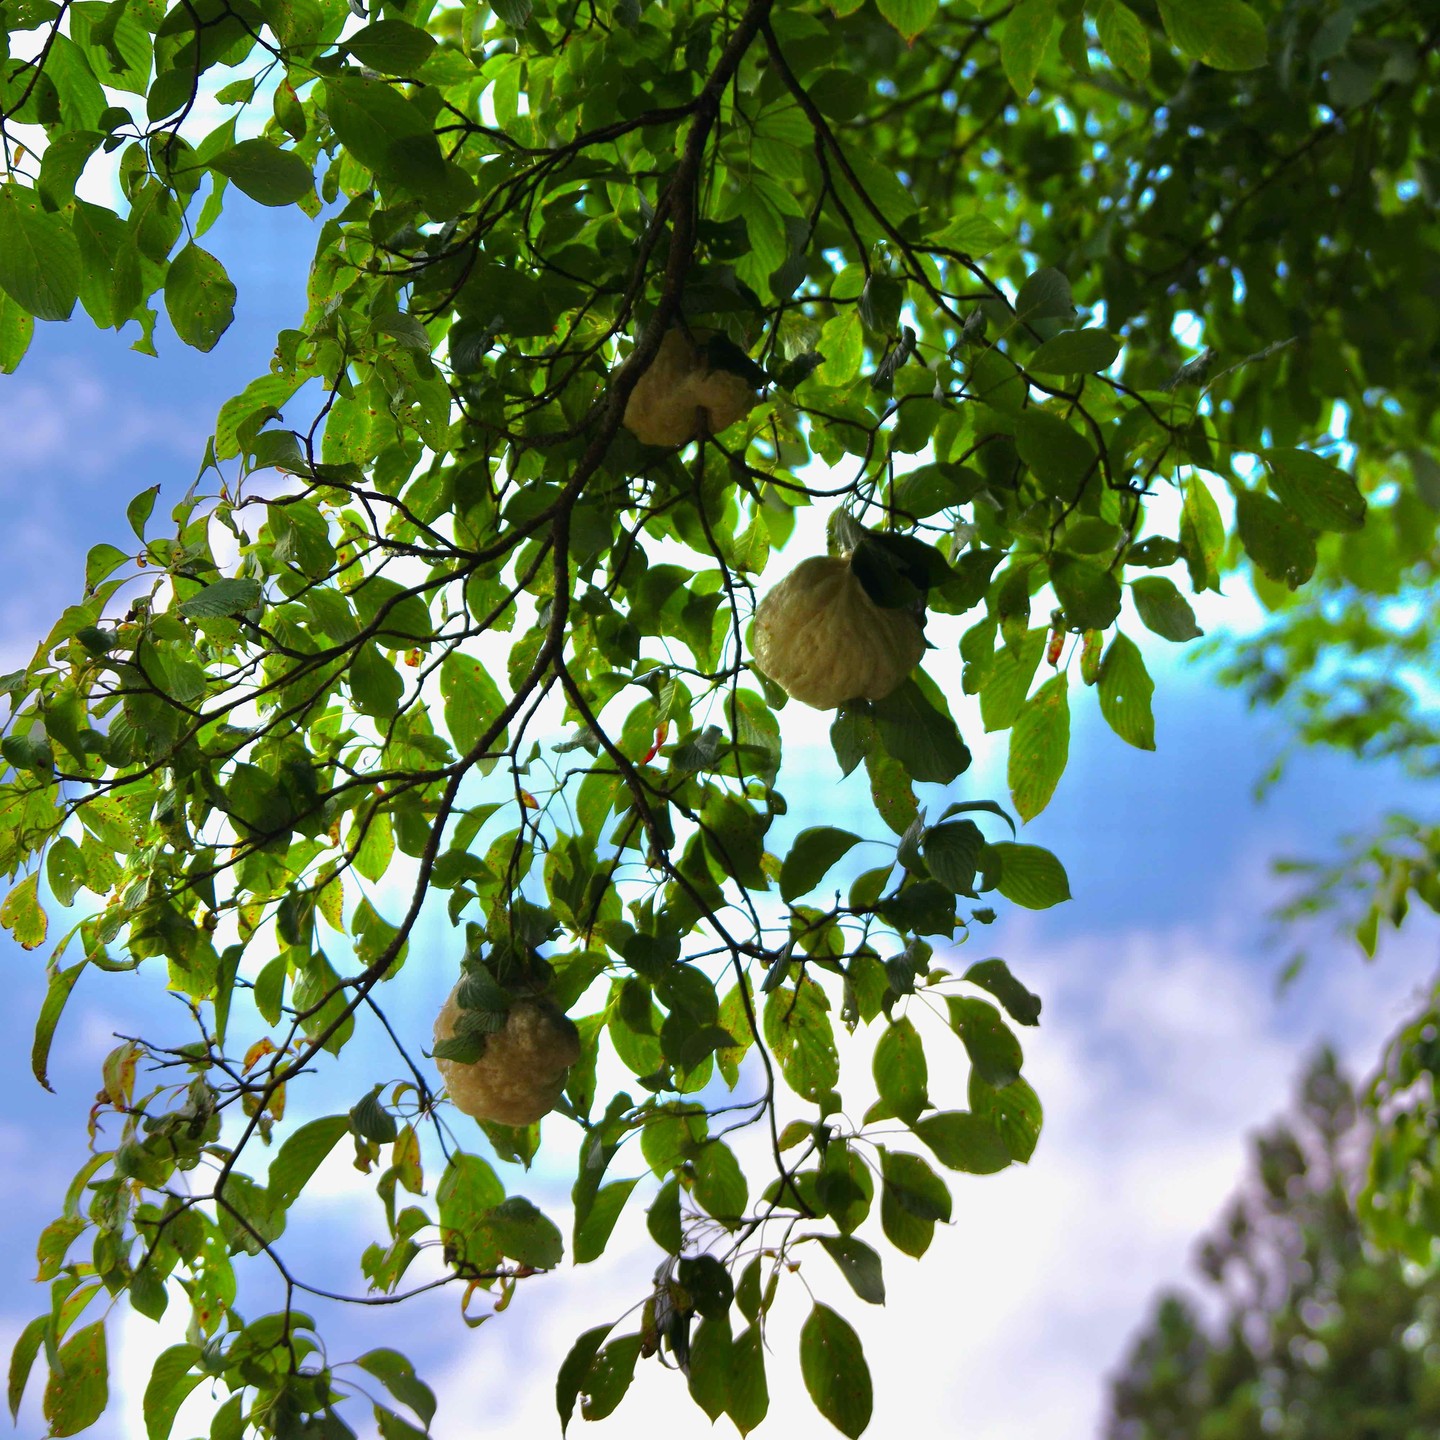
top-left (622, 329), bottom-right (756, 447)
top-left (433, 987), bottom-right (581, 1127)
top-left (751, 554), bottom-right (926, 711)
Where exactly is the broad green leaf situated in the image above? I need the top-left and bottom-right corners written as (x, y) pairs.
top-left (1097, 632), bottom-right (1155, 750)
top-left (8, 1314), bottom-right (45, 1422)
top-left (43, 1321), bottom-right (107, 1437)
top-left (970, 1072), bottom-right (1044, 1163)
top-left (780, 827), bottom-right (864, 903)
top-left (0, 287), bottom-right (34, 372)
top-left (1013, 267), bottom-right (1074, 323)
top-left (1, 871), bottom-right (47, 949)
top-left (963, 958), bottom-right (1041, 1026)
top-left (177, 577), bottom-right (261, 619)
top-left (574, 1177), bottom-right (640, 1263)
top-left (441, 652), bottom-right (507, 759)
top-left (876, 0), bottom-right (936, 41)
top-left (879, 1148), bottom-right (951, 1257)
top-left (923, 819), bottom-right (983, 895)
top-left (1016, 408), bottom-right (1097, 498)
top-left (946, 995), bottom-right (1023, 1086)
top-left (980, 627), bottom-right (1046, 732)
top-left (1050, 554), bottom-right (1121, 630)
top-left (1131, 576), bottom-right (1203, 642)
top-left (1028, 329), bottom-right (1121, 374)
top-left (764, 982), bottom-right (839, 1101)
top-left (871, 679), bottom-right (970, 785)
top-left (799, 1304), bottom-right (873, 1440)
top-left (210, 139), bottom-right (314, 206)
top-left (817, 308), bottom-right (864, 387)
top-left (989, 841), bottom-right (1072, 909)
top-left (818, 1236), bottom-right (886, 1304)
top-left (913, 1110), bottom-right (1013, 1174)
top-left (323, 76), bottom-right (446, 190)
top-left (355, 1349), bottom-right (436, 1428)
top-left (1235, 490), bottom-right (1317, 590)
top-left (1000, 0), bottom-right (1058, 98)
top-left (0, 182), bottom-right (80, 321)
top-left (580, 1335), bottom-right (641, 1422)
top-left (1008, 673), bottom-right (1069, 821)
top-left (1264, 448), bottom-right (1366, 533)
top-left (1096, 0), bottom-right (1151, 81)
top-left (343, 18), bottom-right (438, 72)
top-left (687, 1313), bottom-right (733, 1423)
top-left (557, 1325), bottom-right (613, 1435)
top-left (33, 960), bottom-right (87, 1091)
top-left (164, 243), bottom-right (236, 352)
top-left (1158, 0), bottom-right (1267, 71)
top-left (142, 1345), bottom-right (202, 1440)
top-left (1181, 476), bottom-right (1226, 594)
top-left (482, 1196), bottom-right (563, 1268)
top-left (728, 1326), bottom-right (770, 1435)
top-left (872, 1015), bottom-right (927, 1123)
top-left (267, 1115), bottom-right (348, 1207)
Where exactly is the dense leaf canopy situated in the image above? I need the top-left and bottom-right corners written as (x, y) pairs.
top-left (2, 0), bottom-right (1438, 1433)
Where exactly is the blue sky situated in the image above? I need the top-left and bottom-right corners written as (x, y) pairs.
top-left (2, 202), bottom-right (1436, 1440)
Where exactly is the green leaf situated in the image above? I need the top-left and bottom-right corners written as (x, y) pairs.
top-left (267, 1115), bottom-right (348, 1208)
top-left (980, 627), bottom-right (1046, 733)
top-left (1097, 632), bottom-right (1155, 750)
top-left (1263, 448), bottom-right (1366, 533)
top-left (0, 182), bottom-right (81, 321)
top-left (799, 1304), bottom-right (872, 1440)
top-left (969, 1072), bottom-right (1044, 1163)
top-left (1, 871), bottom-right (47, 949)
top-left (164, 243), bottom-right (236, 352)
top-left (441, 651), bottom-right (507, 759)
top-left (1157, 0), bottom-right (1267, 71)
top-left (580, 1334), bottom-right (641, 1422)
top-left (1050, 554), bottom-right (1122, 630)
top-left (557, 1325), bottom-right (613, 1435)
top-left (1008, 673), bottom-right (1069, 822)
top-left (1131, 576), bottom-right (1203, 642)
top-left (43, 1321), bottom-right (107, 1437)
top-left (1015, 409), bottom-right (1096, 498)
top-left (728, 1326), bottom-right (770, 1435)
top-left (872, 1016), bottom-right (927, 1123)
top-left (816, 308), bottom-right (864, 387)
top-left (923, 820), bottom-right (983, 895)
top-left (8, 1314), bottom-right (46, 1422)
top-left (818, 1236), bottom-right (886, 1305)
top-left (1095, 0), bottom-right (1151, 81)
top-left (177, 576), bottom-right (262, 619)
top-left (1028, 329), bottom-right (1121, 374)
top-left (764, 983), bottom-right (839, 1101)
top-left (781, 827), bottom-right (863, 903)
top-left (33, 960), bottom-right (87, 1092)
top-left (687, 1313), bottom-right (733, 1423)
top-left (875, 0), bottom-right (936, 41)
top-left (0, 286), bottom-right (34, 372)
top-left (1235, 489), bottom-right (1317, 589)
top-left (946, 995), bottom-right (1024, 1086)
top-left (142, 1344), bottom-right (202, 1440)
top-left (913, 1110), bottom-right (1013, 1174)
top-left (323, 76), bottom-right (446, 190)
top-left (210, 139), bottom-right (314, 206)
top-left (1181, 476), bottom-right (1226, 593)
top-left (1000, 0), bottom-right (1058, 98)
top-left (355, 1349), bottom-right (436, 1429)
top-left (989, 841), bottom-right (1071, 909)
top-left (483, 1196), bottom-right (563, 1268)
top-left (342, 18), bottom-right (438, 73)
top-left (1013, 267), bottom-right (1074, 323)
top-left (871, 679), bottom-right (970, 785)
top-left (574, 1177), bottom-right (640, 1263)
top-left (962, 958), bottom-right (1041, 1026)
top-left (879, 1148), bottom-right (951, 1257)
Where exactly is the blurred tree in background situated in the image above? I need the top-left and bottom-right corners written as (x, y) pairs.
top-left (1107, 1049), bottom-right (1440, 1440)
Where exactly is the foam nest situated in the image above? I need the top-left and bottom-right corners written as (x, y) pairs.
top-left (433, 987), bottom-right (581, 1127)
top-left (751, 554), bottom-right (926, 710)
top-left (622, 328), bottom-right (756, 447)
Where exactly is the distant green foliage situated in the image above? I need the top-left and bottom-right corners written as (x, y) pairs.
top-left (0, 0), bottom-right (1431, 1433)
top-left (1107, 1049), bottom-right (1440, 1440)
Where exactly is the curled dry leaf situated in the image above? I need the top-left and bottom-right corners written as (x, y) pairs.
top-left (434, 987), bottom-right (581, 1126)
top-left (751, 554), bottom-right (926, 710)
top-left (622, 328), bottom-right (757, 447)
